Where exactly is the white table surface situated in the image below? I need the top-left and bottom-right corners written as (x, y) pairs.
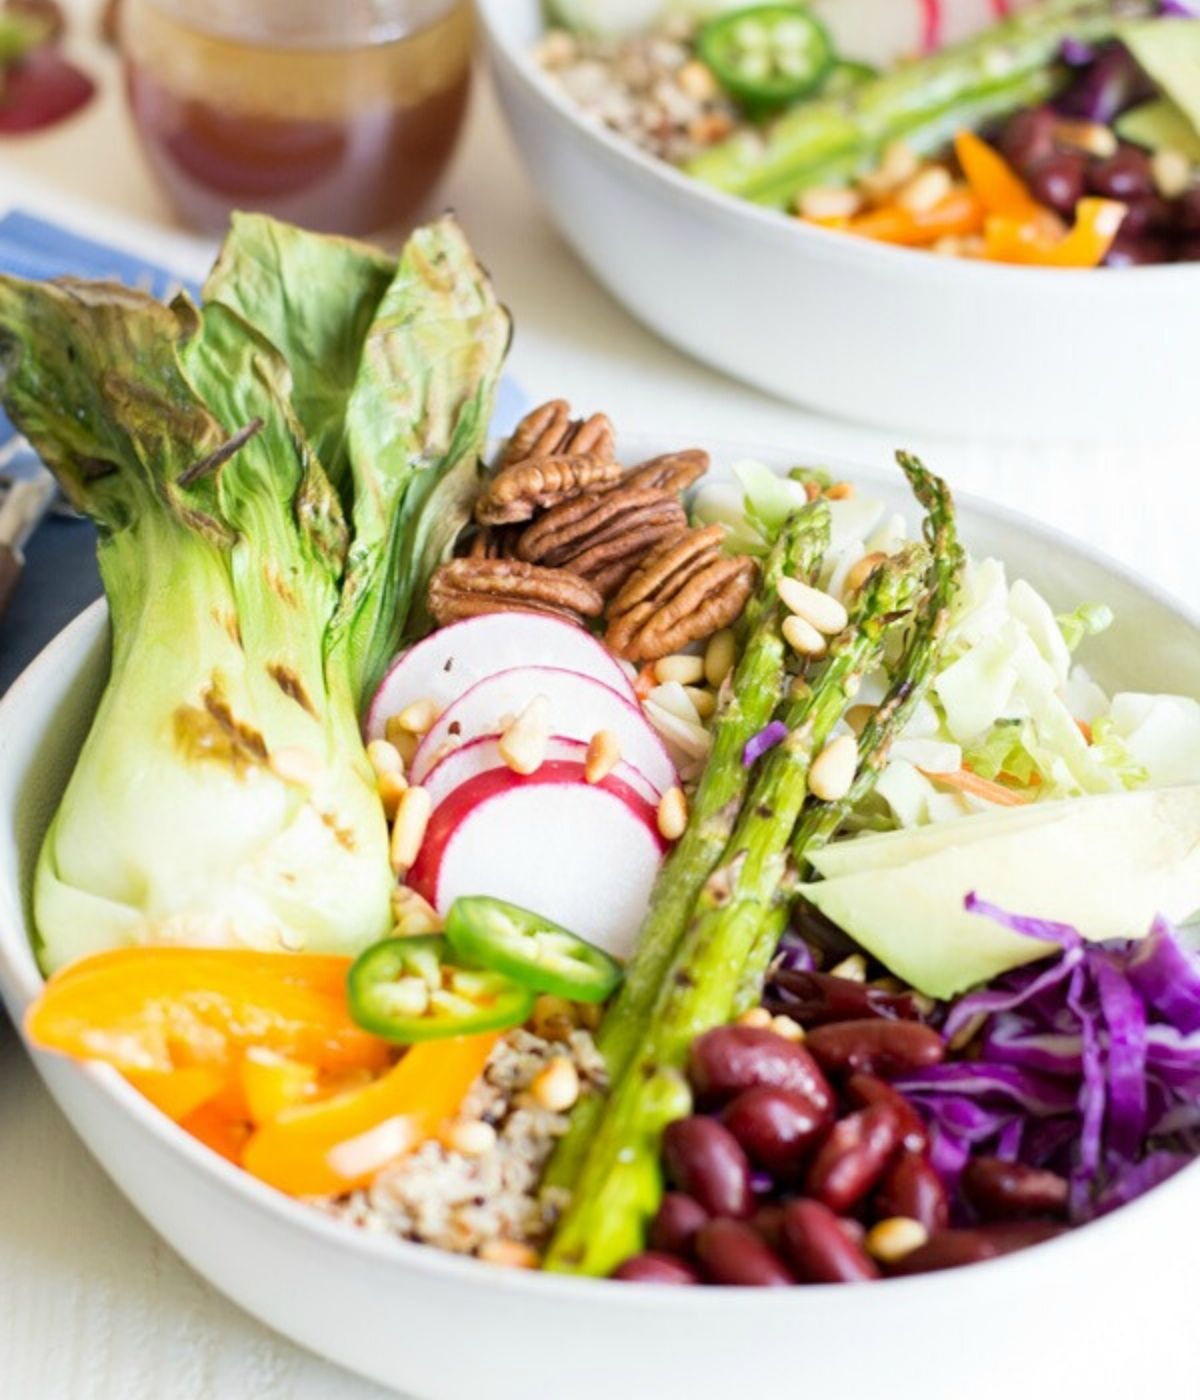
top-left (2, 7), bottom-right (1200, 1399)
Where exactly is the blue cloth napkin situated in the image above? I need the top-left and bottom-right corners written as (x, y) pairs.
top-left (0, 209), bottom-right (527, 693)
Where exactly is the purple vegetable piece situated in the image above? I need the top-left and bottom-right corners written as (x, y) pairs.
top-left (743, 720), bottom-right (789, 768)
top-left (1126, 917), bottom-right (1200, 1034)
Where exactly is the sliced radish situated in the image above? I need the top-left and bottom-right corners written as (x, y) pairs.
top-left (365, 613), bottom-right (634, 740)
top-left (422, 735), bottom-right (660, 810)
top-left (408, 762), bottom-right (666, 960)
top-left (411, 666), bottom-right (677, 794)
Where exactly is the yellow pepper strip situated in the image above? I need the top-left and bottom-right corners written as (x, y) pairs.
top-left (242, 1033), bottom-right (499, 1197)
top-left (954, 129), bottom-right (1042, 220)
top-left (125, 1066), bottom-right (228, 1122)
top-left (842, 188), bottom-right (985, 247)
top-left (25, 947), bottom-right (390, 1077)
top-left (240, 1049), bottom-right (319, 1125)
top-left (984, 198), bottom-right (1126, 268)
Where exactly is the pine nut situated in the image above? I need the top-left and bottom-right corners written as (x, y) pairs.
top-left (1153, 148), bottom-right (1192, 200)
top-left (685, 686), bottom-right (718, 720)
top-left (809, 735), bottom-right (858, 802)
top-left (499, 695), bottom-right (551, 776)
top-left (478, 1239), bottom-right (540, 1270)
top-left (378, 770), bottom-right (409, 821)
top-left (269, 746), bottom-right (324, 788)
top-left (897, 166), bottom-right (954, 215)
top-left (585, 730), bottom-right (621, 784)
top-left (845, 704), bottom-right (876, 737)
top-left (530, 994), bottom-right (579, 1042)
top-left (826, 481), bottom-right (856, 501)
top-left (443, 1118), bottom-right (497, 1157)
top-left (798, 185), bottom-right (862, 220)
top-left (844, 551), bottom-right (888, 596)
top-left (390, 786), bottom-right (432, 872)
top-left (531, 1057), bottom-right (580, 1112)
top-left (391, 886), bottom-right (442, 936)
top-left (367, 738), bottom-right (405, 778)
top-left (778, 577), bottom-right (849, 635)
top-left (828, 952), bottom-right (868, 983)
top-left (395, 698), bottom-right (439, 735)
top-left (654, 653), bottom-right (705, 686)
top-left (865, 1216), bottom-right (929, 1264)
top-left (677, 58), bottom-right (719, 101)
top-left (704, 628), bottom-right (737, 688)
top-left (736, 1007), bottom-right (773, 1030)
top-left (770, 1014), bottom-right (806, 1043)
top-left (782, 614), bottom-right (827, 659)
top-left (384, 717), bottom-right (421, 764)
top-left (860, 139), bottom-right (919, 199)
top-left (1053, 118), bottom-right (1117, 158)
top-left (657, 786), bottom-right (689, 841)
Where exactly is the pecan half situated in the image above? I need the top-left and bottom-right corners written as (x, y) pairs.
top-left (429, 557), bottom-right (604, 628)
top-left (622, 449), bottom-right (710, 495)
top-left (474, 453), bottom-right (624, 526)
top-left (606, 525), bottom-right (757, 662)
top-left (516, 486), bottom-right (688, 598)
top-left (501, 400), bottom-right (616, 469)
top-left (467, 526), bottom-right (521, 560)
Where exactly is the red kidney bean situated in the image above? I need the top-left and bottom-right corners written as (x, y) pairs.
top-left (687, 1026), bottom-right (833, 1114)
top-left (766, 970), bottom-right (920, 1027)
top-left (888, 1221), bottom-right (1068, 1276)
top-left (805, 1019), bottom-right (945, 1078)
top-left (1088, 147), bottom-right (1153, 201)
top-left (805, 1105), bottom-right (900, 1214)
top-left (662, 1117), bottom-right (752, 1219)
top-left (838, 1217), bottom-right (866, 1247)
top-left (1104, 230), bottom-right (1173, 267)
top-left (750, 1204), bottom-right (787, 1253)
top-left (874, 1153), bottom-right (949, 1233)
top-left (781, 1199), bottom-right (879, 1284)
top-left (961, 1158), bottom-right (1069, 1221)
top-left (1116, 193), bottom-right (1172, 237)
top-left (998, 105), bottom-right (1057, 176)
top-left (650, 1192), bottom-right (710, 1257)
top-left (845, 1073), bottom-right (928, 1155)
top-left (612, 1251), bottom-right (701, 1284)
top-left (721, 1085), bottom-right (827, 1180)
top-left (1177, 186), bottom-right (1200, 234)
top-left (694, 1219), bottom-right (794, 1287)
top-left (1027, 152), bottom-right (1087, 217)
top-left (1175, 233), bottom-right (1200, 264)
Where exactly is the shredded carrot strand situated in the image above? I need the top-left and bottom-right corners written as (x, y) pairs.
top-left (919, 766), bottom-right (1032, 807)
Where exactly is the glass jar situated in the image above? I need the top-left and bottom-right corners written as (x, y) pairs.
top-left (122, 0), bottom-right (474, 236)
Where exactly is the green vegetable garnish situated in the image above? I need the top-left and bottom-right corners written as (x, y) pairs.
top-left (445, 896), bottom-right (623, 1004)
top-left (698, 4), bottom-right (834, 112)
top-left (348, 935), bottom-right (535, 1043)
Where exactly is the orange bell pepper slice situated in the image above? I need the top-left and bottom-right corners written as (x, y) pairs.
top-left (240, 1048), bottom-right (319, 1125)
top-left (954, 129), bottom-right (1041, 221)
top-left (26, 948), bottom-right (389, 1077)
top-left (125, 1065), bottom-right (228, 1122)
top-left (180, 1101), bottom-right (254, 1165)
top-left (242, 1033), bottom-right (499, 1196)
top-left (843, 189), bottom-right (984, 247)
top-left (984, 198), bottom-right (1126, 268)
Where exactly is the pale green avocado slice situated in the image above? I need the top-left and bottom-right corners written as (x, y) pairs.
top-left (799, 786), bottom-right (1200, 1000)
top-left (1116, 99), bottom-right (1200, 162)
top-left (1119, 19), bottom-right (1200, 138)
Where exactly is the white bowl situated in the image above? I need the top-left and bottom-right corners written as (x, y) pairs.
top-left (478, 0), bottom-right (1200, 443)
top-left (2, 442), bottom-right (1200, 1399)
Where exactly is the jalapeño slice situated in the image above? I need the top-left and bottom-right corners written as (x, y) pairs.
top-left (698, 4), bottom-right (835, 112)
top-left (445, 896), bottom-right (623, 1005)
top-left (348, 934), bottom-right (535, 1044)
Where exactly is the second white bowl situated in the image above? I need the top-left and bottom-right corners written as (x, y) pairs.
top-left (478, 0), bottom-right (1200, 442)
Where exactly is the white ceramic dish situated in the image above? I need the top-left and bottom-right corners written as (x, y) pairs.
top-left (478, 0), bottom-right (1200, 443)
top-left (2, 441), bottom-right (1200, 1400)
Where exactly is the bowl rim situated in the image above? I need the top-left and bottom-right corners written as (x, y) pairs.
top-left (5, 441), bottom-right (1200, 1309)
top-left (475, 0), bottom-right (1199, 291)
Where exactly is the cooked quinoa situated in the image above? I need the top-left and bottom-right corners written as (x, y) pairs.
top-left (319, 1025), bottom-right (606, 1259)
top-left (534, 22), bottom-right (739, 165)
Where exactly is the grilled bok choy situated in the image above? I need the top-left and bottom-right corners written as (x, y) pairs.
top-left (0, 217), bottom-right (509, 973)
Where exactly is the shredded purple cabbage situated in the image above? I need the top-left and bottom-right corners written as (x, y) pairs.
top-left (743, 720), bottom-right (788, 768)
top-left (1060, 37), bottom-right (1096, 66)
top-left (1159, 0), bottom-right (1200, 16)
top-left (901, 897), bottom-right (1200, 1221)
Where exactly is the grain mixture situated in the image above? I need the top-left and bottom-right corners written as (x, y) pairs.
top-left (322, 1026), bottom-right (606, 1257)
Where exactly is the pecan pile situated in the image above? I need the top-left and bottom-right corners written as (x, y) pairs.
top-left (428, 401), bottom-right (757, 661)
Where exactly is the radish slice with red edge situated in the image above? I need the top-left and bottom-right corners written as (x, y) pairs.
top-left (408, 762), bottom-right (667, 961)
top-left (365, 613), bottom-right (634, 741)
top-left (411, 666), bottom-right (676, 795)
top-left (422, 734), bottom-right (661, 811)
